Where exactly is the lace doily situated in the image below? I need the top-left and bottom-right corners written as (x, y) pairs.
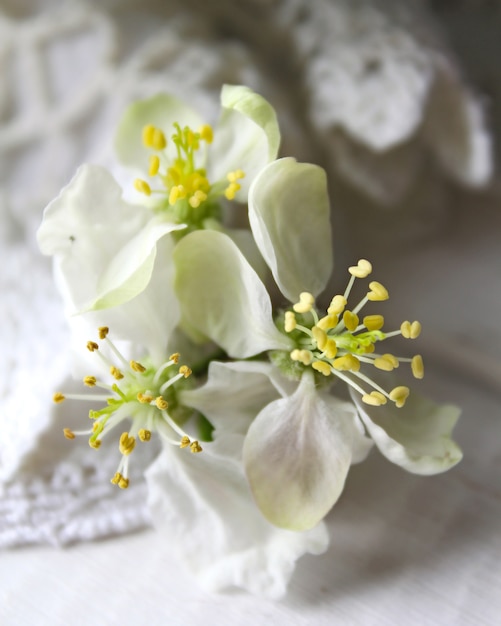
top-left (0, 0), bottom-right (493, 548)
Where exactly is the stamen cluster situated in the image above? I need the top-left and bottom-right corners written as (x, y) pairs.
top-left (54, 327), bottom-right (201, 489)
top-left (283, 260), bottom-right (424, 408)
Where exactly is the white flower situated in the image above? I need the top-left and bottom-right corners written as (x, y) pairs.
top-left (36, 85), bottom-right (280, 330)
top-left (173, 157), bottom-right (463, 531)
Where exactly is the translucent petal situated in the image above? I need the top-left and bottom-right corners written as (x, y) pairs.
top-left (146, 435), bottom-right (329, 599)
top-left (350, 387), bottom-right (463, 475)
top-left (243, 372), bottom-right (357, 531)
top-left (180, 360), bottom-right (296, 436)
top-left (173, 230), bottom-right (292, 358)
top-left (248, 158), bottom-right (333, 302)
top-left (114, 94), bottom-right (203, 173)
top-left (209, 85), bottom-right (280, 201)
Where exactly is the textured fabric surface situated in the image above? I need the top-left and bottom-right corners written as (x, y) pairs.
top-left (0, 0), bottom-right (496, 550)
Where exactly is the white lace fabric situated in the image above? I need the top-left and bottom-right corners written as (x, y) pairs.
top-left (0, 0), bottom-right (493, 548)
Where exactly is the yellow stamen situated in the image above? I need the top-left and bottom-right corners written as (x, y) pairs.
top-left (190, 441), bottom-right (203, 453)
top-left (324, 338), bottom-right (338, 359)
top-left (119, 432), bottom-right (136, 456)
top-left (332, 355), bottom-right (360, 372)
top-left (328, 295), bottom-right (347, 316)
top-left (343, 310), bottom-right (359, 332)
top-left (89, 439), bottom-right (101, 449)
top-left (155, 396), bottom-right (168, 410)
top-left (84, 376), bottom-right (97, 387)
top-left (411, 355), bottom-right (424, 379)
top-left (98, 326), bottom-right (109, 339)
top-left (118, 476), bottom-right (129, 489)
top-left (142, 124), bottom-right (155, 147)
top-left (63, 428), bottom-right (75, 439)
top-left (293, 292), bottom-right (315, 314)
top-left (110, 366), bottom-right (124, 380)
top-left (284, 311), bottom-right (297, 333)
top-left (138, 429), bottom-right (152, 442)
top-left (130, 360), bottom-right (146, 373)
top-left (374, 354), bottom-right (399, 371)
top-left (389, 386), bottom-right (410, 408)
top-left (134, 179), bottom-right (151, 196)
top-left (152, 128), bottom-right (167, 151)
top-left (349, 259), bottom-right (372, 278)
top-left (367, 281), bottom-right (389, 301)
top-left (87, 341), bottom-right (99, 352)
top-left (362, 391), bottom-right (387, 406)
top-left (180, 435), bottom-right (191, 449)
top-left (137, 392), bottom-right (153, 404)
top-left (312, 326), bottom-right (328, 351)
top-left (199, 124), bottom-right (213, 143)
top-left (312, 360), bottom-right (332, 377)
top-left (363, 315), bottom-right (384, 331)
top-left (317, 314), bottom-right (338, 330)
top-left (169, 353), bottom-right (180, 364)
top-left (53, 392), bottom-right (66, 403)
top-left (148, 155), bottom-right (160, 177)
top-left (179, 365), bottom-right (192, 378)
top-left (401, 320), bottom-right (422, 339)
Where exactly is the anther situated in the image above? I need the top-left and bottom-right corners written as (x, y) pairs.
top-left (142, 124), bottom-right (155, 147)
top-left (317, 314), bottom-right (338, 330)
top-left (284, 311), bottom-right (297, 333)
top-left (148, 155), bottom-right (160, 177)
top-left (87, 341), bottom-right (99, 352)
top-left (98, 326), bottom-right (109, 339)
top-left (110, 366), bottom-right (124, 380)
top-left (411, 355), bottom-right (424, 379)
top-left (349, 259), bottom-right (372, 278)
top-left (362, 391), bottom-right (387, 406)
top-left (84, 376), bottom-right (97, 387)
top-left (199, 124), bottom-right (213, 143)
top-left (312, 326), bottom-right (328, 351)
top-left (152, 128), bottom-right (167, 151)
top-left (53, 392), bottom-right (66, 403)
top-left (180, 435), bottom-right (191, 449)
top-left (343, 310), bottom-right (359, 332)
top-left (374, 354), bottom-right (399, 371)
top-left (119, 432), bottom-right (136, 456)
top-left (293, 292), bottom-right (315, 314)
top-left (363, 315), bottom-right (384, 331)
top-left (169, 353), bottom-right (180, 364)
top-left (312, 360), bottom-right (331, 377)
top-left (89, 439), bottom-right (101, 449)
top-left (118, 476), bottom-right (129, 489)
top-left (367, 281), bottom-right (389, 302)
top-left (328, 295), bottom-right (347, 316)
top-left (179, 365), bottom-right (192, 378)
top-left (332, 355), bottom-right (360, 372)
top-left (130, 360), bottom-right (146, 373)
top-left (190, 441), bottom-right (203, 453)
top-left (134, 179), bottom-right (152, 196)
top-left (155, 396), bottom-right (168, 410)
top-left (137, 392), bottom-right (154, 404)
top-left (63, 428), bottom-right (75, 439)
top-left (138, 429), bottom-right (152, 442)
top-left (389, 386), bottom-right (410, 408)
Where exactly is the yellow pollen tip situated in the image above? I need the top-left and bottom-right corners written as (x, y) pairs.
top-left (63, 428), bottom-right (75, 440)
top-left (169, 353), bottom-right (180, 364)
top-left (110, 366), bottom-right (124, 380)
top-left (98, 326), bottom-right (109, 339)
top-left (317, 314), bottom-right (338, 331)
top-left (142, 124), bottom-right (155, 147)
top-left (363, 315), bottom-right (384, 331)
top-left (119, 432), bottom-right (136, 456)
top-left (111, 472), bottom-right (121, 485)
top-left (284, 311), bottom-right (297, 333)
top-left (87, 341), bottom-right (99, 352)
top-left (312, 360), bottom-right (332, 377)
top-left (152, 128), bottom-right (167, 151)
top-left (412, 354), bottom-right (424, 379)
top-left (137, 392), bottom-right (153, 404)
top-left (328, 295), bottom-right (347, 316)
top-left (332, 355), bottom-right (360, 372)
top-left (224, 182), bottom-right (240, 200)
top-left (389, 386), bottom-right (410, 408)
top-left (343, 310), bottom-right (359, 332)
top-left (118, 476), bottom-right (129, 489)
top-left (374, 356), bottom-right (396, 372)
top-left (148, 155), bottom-right (160, 177)
top-left (155, 396), bottom-right (168, 410)
top-left (325, 338), bottom-right (338, 359)
top-left (179, 365), bottom-right (192, 378)
top-left (312, 326), bottom-right (328, 351)
top-left (400, 320), bottom-right (422, 339)
top-left (362, 391), bottom-right (387, 406)
top-left (139, 429), bottom-right (152, 442)
top-left (199, 124), bottom-right (213, 143)
top-left (130, 360), bottom-right (146, 373)
top-left (180, 435), bottom-right (191, 449)
top-left (83, 375), bottom-right (97, 387)
top-left (349, 259), bottom-right (373, 278)
top-left (89, 439), bottom-right (101, 449)
top-left (293, 292), bottom-right (315, 314)
top-left (134, 178), bottom-right (152, 196)
top-left (190, 441), bottom-right (203, 453)
top-left (367, 281), bottom-right (389, 301)
top-left (53, 392), bottom-right (66, 403)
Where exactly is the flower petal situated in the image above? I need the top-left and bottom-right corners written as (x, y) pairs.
top-left (350, 387), bottom-right (463, 474)
top-left (248, 158), bottom-right (333, 302)
top-left (114, 94), bottom-right (203, 173)
top-left (146, 435), bottom-right (329, 599)
top-left (209, 85), bottom-right (280, 201)
top-left (243, 372), bottom-right (357, 531)
top-left (173, 230), bottom-right (292, 357)
top-left (181, 360), bottom-right (296, 436)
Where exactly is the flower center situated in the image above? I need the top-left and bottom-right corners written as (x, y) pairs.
top-left (54, 327), bottom-right (202, 489)
top-left (133, 121), bottom-right (245, 233)
top-left (277, 260), bottom-right (424, 408)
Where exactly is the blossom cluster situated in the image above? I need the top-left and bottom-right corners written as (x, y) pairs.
top-left (37, 85), bottom-right (462, 598)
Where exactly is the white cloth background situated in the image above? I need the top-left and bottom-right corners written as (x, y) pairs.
top-left (0, 0), bottom-right (500, 623)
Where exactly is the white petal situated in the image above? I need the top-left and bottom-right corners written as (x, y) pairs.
top-left (180, 360), bottom-right (296, 436)
top-left (173, 230), bottom-right (292, 357)
top-left (350, 388), bottom-right (463, 475)
top-left (146, 435), bottom-right (329, 599)
top-left (248, 158), bottom-right (333, 302)
top-left (209, 85), bottom-right (280, 201)
top-left (243, 372), bottom-right (357, 531)
top-left (114, 94), bottom-right (203, 173)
